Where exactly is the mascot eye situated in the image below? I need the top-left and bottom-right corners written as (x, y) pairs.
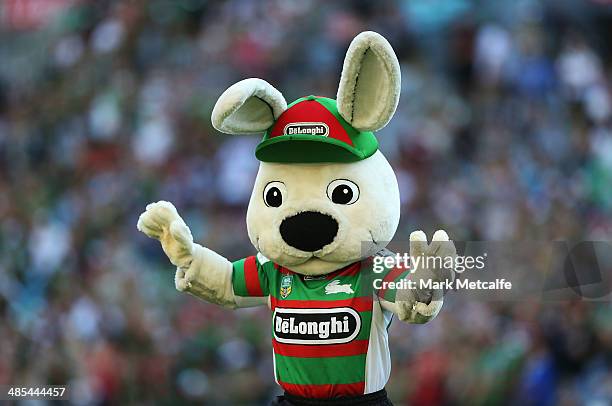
top-left (263, 182), bottom-right (286, 207)
top-left (327, 179), bottom-right (359, 205)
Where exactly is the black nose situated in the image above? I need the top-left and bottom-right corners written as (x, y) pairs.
top-left (280, 211), bottom-right (339, 252)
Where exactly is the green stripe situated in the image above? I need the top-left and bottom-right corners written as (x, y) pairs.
top-left (355, 311), bottom-right (372, 341)
top-left (275, 354), bottom-right (366, 385)
top-left (381, 269), bottom-right (410, 302)
top-left (269, 274), bottom-right (369, 301)
top-left (231, 258), bottom-right (249, 297)
top-left (361, 262), bottom-right (411, 303)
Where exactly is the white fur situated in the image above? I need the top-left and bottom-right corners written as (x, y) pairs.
top-left (137, 200), bottom-right (194, 269)
top-left (175, 244), bottom-right (236, 308)
top-left (211, 78), bottom-right (287, 134)
top-left (336, 31), bottom-right (401, 132)
top-left (246, 151), bottom-right (400, 275)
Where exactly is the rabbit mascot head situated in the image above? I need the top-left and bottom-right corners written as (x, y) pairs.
top-left (212, 31), bottom-right (401, 276)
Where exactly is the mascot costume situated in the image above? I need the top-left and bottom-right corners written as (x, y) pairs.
top-left (138, 32), bottom-right (456, 406)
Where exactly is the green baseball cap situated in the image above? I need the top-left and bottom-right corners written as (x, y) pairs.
top-left (255, 96), bottom-right (378, 163)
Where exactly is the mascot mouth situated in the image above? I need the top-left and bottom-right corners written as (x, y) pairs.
top-left (279, 211), bottom-right (339, 252)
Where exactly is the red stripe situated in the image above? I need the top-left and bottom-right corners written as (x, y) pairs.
top-left (324, 262), bottom-right (361, 279)
top-left (273, 339), bottom-right (369, 358)
top-left (278, 266), bottom-right (294, 275)
top-left (244, 256), bottom-right (264, 296)
top-left (279, 381), bottom-right (365, 398)
top-left (382, 266), bottom-right (407, 283)
top-left (268, 99), bottom-right (354, 146)
top-left (270, 296), bottom-right (372, 311)
top-left (377, 266), bottom-right (407, 299)
top-left (279, 262), bottom-right (362, 278)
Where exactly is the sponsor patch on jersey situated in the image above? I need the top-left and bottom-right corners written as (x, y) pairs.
top-left (280, 274), bottom-right (293, 299)
top-left (284, 122), bottom-right (329, 137)
top-left (273, 307), bottom-right (361, 345)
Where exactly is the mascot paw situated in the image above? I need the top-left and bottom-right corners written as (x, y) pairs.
top-left (137, 201), bottom-right (194, 268)
top-left (407, 229), bottom-right (457, 303)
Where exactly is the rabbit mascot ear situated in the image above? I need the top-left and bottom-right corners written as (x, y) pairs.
top-left (211, 78), bottom-right (287, 134)
top-left (336, 31), bottom-right (401, 132)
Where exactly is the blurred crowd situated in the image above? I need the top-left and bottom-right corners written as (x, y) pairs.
top-left (0, 0), bottom-right (611, 404)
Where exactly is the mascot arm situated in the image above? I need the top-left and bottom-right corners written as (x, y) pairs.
top-left (173, 243), bottom-right (236, 308)
top-left (174, 247), bottom-right (269, 308)
top-left (379, 294), bottom-right (444, 324)
top-left (138, 201), bottom-right (267, 309)
top-left (378, 230), bottom-right (456, 324)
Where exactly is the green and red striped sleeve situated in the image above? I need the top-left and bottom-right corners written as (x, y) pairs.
top-left (375, 261), bottom-right (411, 303)
top-left (232, 256), bottom-right (269, 297)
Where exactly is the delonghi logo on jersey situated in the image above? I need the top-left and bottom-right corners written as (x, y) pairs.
top-left (273, 307), bottom-right (361, 345)
top-left (284, 122), bottom-right (329, 137)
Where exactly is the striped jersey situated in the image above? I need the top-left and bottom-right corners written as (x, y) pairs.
top-left (232, 253), bottom-right (410, 399)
